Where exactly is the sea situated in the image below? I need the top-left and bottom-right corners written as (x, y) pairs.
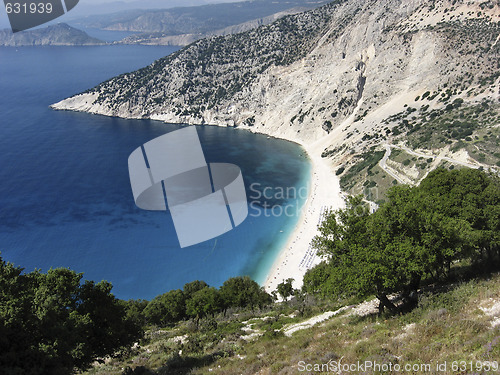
top-left (0, 40), bottom-right (310, 300)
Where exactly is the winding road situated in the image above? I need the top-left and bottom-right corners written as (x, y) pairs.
top-left (378, 143), bottom-right (491, 187)
top-left (379, 144), bottom-right (408, 184)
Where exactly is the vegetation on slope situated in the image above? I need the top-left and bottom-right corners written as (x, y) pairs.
top-left (2, 168), bottom-right (499, 374)
top-left (335, 98), bottom-right (500, 201)
top-left (323, 7), bottom-right (499, 202)
top-left (0, 260), bottom-right (141, 374)
top-left (385, 99), bottom-right (500, 152)
top-left (307, 168), bottom-right (500, 313)
top-left (84, 1), bottom-right (344, 116)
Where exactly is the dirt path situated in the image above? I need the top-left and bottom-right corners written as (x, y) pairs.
top-left (379, 144), bottom-right (407, 184)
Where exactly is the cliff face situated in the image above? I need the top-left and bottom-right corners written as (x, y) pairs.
top-left (0, 23), bottom-right (105, 46)
top-left (52, 0), bottom-right (499, 154)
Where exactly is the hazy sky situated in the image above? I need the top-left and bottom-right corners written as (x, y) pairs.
top-left (83, 0), bottom-right (243, 3)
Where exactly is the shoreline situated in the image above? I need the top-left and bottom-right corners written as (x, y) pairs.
top-left (262, 141), bottom-right (345, 293)
top-left (50, 101), bottom-right (346, 293)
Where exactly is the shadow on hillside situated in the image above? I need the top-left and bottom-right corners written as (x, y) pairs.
top-left (348, 263), bottom-right (500, 323)
top-left (121, 352), bottom-right (221, 375)
top-left (156, 352), bottom-right (222, 375)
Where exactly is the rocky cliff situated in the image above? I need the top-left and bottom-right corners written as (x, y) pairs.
top-left (52, 0), bottom-right (500, 197)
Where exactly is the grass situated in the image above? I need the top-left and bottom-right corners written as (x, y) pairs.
top-left (83, 273), bottom-right (500, 375)
top-left (362, 164), bottom-right (396, 204)
top-left (339, 148), bottom-right (430, 202)
top-left (200, 275), bottom-right (500, 375)
top-left (462, 126), bottom-right (500, 166)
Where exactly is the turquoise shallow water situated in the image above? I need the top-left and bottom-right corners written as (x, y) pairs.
top-left (0, 45), bottom-right (310, 300)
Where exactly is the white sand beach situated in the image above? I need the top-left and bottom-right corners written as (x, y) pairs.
top-left (263, 142), bottom-right (345, 292)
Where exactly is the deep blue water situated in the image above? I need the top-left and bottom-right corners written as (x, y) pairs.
top-left (72, 27), bottom-right (138, 42)
top-left (0, 45), bottom-right (310, 300)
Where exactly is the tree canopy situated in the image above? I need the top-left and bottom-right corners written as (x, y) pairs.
top-left (143, 289), bottom-right (186, 326)
top-left (139, 277), bottom-right (273, 328)
top-left (185, 287), bottom-right (222, 323)
top-left (219, 276), bottom-right (272, 310)
top-left (277, 278), bottom-right (295, 301)
top-left (183, 280), bottom-right (209, 299)
top-left (307, 168), bottom-right (500, 313)
top-left (0, 257), bottom-right (273, 373)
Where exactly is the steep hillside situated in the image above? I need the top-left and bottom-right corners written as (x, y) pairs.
top-left (52, 0), bottom-right (500, 198)
top-left (52, 0), bottom-right (338, 123)
top-left (85, 273), bottom-right (500, 375)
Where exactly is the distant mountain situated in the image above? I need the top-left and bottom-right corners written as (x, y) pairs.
top-left (118, 7), bottom-right (310, 46)
top-left (0, 23), bottom-right (106, 46)
top-left (0, 0), bottom-right (245, 29)
top-left (64, 0), bottom-right (246, 18)
top-left (72, 0), bottom-right (330, 34)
